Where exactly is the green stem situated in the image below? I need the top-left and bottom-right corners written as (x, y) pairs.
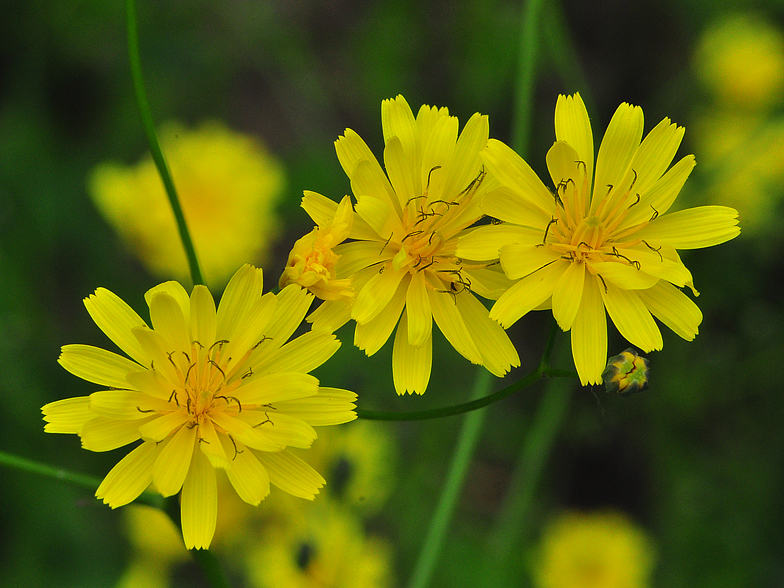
top-left (511, 0), bottom-right (547, 157)
top-left (407, 369), bottom-right (492, 588)
top-left (126, 0), bottom-right (205, 287)
top-left (0, 450), bottom-right (164, 508)
top-left (355, 365), bottom-right (575, 421)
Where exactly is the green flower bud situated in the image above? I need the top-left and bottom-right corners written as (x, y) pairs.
top-left (602, 348), bottom-right (650, 395)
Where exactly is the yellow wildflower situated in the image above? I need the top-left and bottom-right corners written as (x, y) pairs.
top-left (534, 510), bottom-right (656, 588)
top-left (89, 121), bottom-right (284, 286)
top-left (280, 194), bottom-right (355, 301)
top-left (308, 95), bottom-right (519, 395)
top-left (458, 93), bottom-right (740, 385)
top-left (42, 264), bottom-right (356, 549)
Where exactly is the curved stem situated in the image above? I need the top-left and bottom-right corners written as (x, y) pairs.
top-left (126, 0), bottom-right (205, 287)
top-left (407, 369), bottom-right (492, 588)
top-left (356, 365), bottom-right (574, 421)
top-left (357, 321), bottom-right (573, 422)
top-left (0, 450), bottom-right (164, 509)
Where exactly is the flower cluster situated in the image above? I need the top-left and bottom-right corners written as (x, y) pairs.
top-left (43, 92), bottom-right (740, 553)
top-left (289, 93), bottom-right (740, 389)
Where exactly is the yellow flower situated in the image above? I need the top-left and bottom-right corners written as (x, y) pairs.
top-left (42, 264), bottom-right (357, 550)
top-left (534, 510), bottom-right (656, 588)
top-left (694, 13), bottom-right (784, 110)
top-left (280, 194), bottom-right (355, 301)
top-left (458, 93), bottom-right (740, 385)
top-left (308, 95), bottom-right (519, 395)
top-left (89, 121), bottom-right (284, 286)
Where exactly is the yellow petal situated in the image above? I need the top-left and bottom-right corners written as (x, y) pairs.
top-left (637, 281), bottom-right (702, 341)
top-left (153, 424), bottom-right (197, 496)
top-left (429, 289), bottom-right (482, 365)
top-left (406, 270), bottom-right (432, 347)
top-left (456, 224), bottom-right (542, 261)
top-left (180, 449), bottom-right (217, 550)
top-left (621, 155), bottom-right (695, 229)
top-left (600, 282), bottom-right (663, 352)
top-left (554, 93), bottom-right (594, 184)
top-left (592, 102), bottom-right (644, 212)
top-left (275, 387), bottom-right (358, 426)
top-left (419, 114), bottom-right (458, 203)
top-left (198, 419), bottom-right (230, 469)
top-left (443, 112), bottom-right (488, 198)
top-left (482, 185), bottom-right (553, 228)
top-left (96, 441), bottom-right (158, 507)
top-left (352, 266), bottom-right (406, 324)
top-left (254, 330), bottom-right (340, 376)
top-left (354, 272), bottom-right (408, 355)
top-left (392, 310), bottom-right (433, 395)
top-left (307, 299), bottom-right (352, 333)
top-left (461, 266), bottom-right (516, 300)
top-left (246, 412), bottom-right (317, 449)
top-left (216, 264), bottom-right (264, 342)
top-left (80, 416), bottom-right (147, 451)
top-left (482, 139), bottom-right (555, 215)
top-left (132, 326), bottom-right (179, 384)
top-left (590, 261), bottom-right (660, 290)
top-left (148, 292), bottom-right (191, 356)
top-left (189, 285), bottom-right (217, 351)
top-left (237, 372), bottom-right (319, 405)
top-left (144, 281), bottom-right (191, 325)
top-left (499, 243), bottom-right (563, 280)
top-left (89, 390), bottom-right (172, 419)
top-left (455, 293), bottom-right (519, 377)
top-left (383, 135), bottom-right (418, 212)
top-left (138, 410), bottom-right (189, 442)
top-left (58, 344), bottom-right (141, 388)
top-left (634, 206), bottom-right (740, 249)
top-left (210, 412), bottom-right (283, 452)
top-left (490, 259), bottom-right (565, 328)
top-left (352, 159), bottom-right (402, 224)
top-left (257, 449), bottom-right (325, 499)
top-left (382, 95), bottom-right (419, 180)
top-left (570, 274), bottom-right (607, 385)
top-left (248, 285), bottom-right (314, 361)
top-left (551, 260), bottom-right (586, 331)
top-left (84, 287), bottom-right (149, 364)
top-left (627, 117), bottom-right (685, 196)
top-left (223, 439), bottom-right (270, 505)
top-left (42, 396), bottom-right (91, 434)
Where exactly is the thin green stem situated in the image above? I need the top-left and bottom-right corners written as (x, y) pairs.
top-left (356, 365), bottom-right (575, 421)
top-left (511, 0), bottom-right (547, 157)
top-left (407, 369), bottom-right (492, 588)
top-left (126, 0), bottom-right (205, 286)
top-left (0, 450), bottom-right (164, 508)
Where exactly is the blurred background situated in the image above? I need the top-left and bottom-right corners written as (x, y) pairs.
top-left (1, 0), bottom-right (783, 586)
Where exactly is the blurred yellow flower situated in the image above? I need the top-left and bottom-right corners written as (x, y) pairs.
top-left (42, 264), bottom-right (357, 549)
top-left (280, 194), bottom-right (355, 301)
top-left (89, 121), bottom-right (284, 286)
top-left (694, 13), bottom-right (784, 110)
top-left (116, 506), bottom-right (188, 588)
top-left (458, 93), bottom-right (740, 385)
top-left (690, 110), bottom-right (784, 234)
top-left (534, 510), bottom-right (656, 588)
top-left (308, 95), bottom-right (519, 395)
top-left (245, 505), bottom-right (394, 588)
